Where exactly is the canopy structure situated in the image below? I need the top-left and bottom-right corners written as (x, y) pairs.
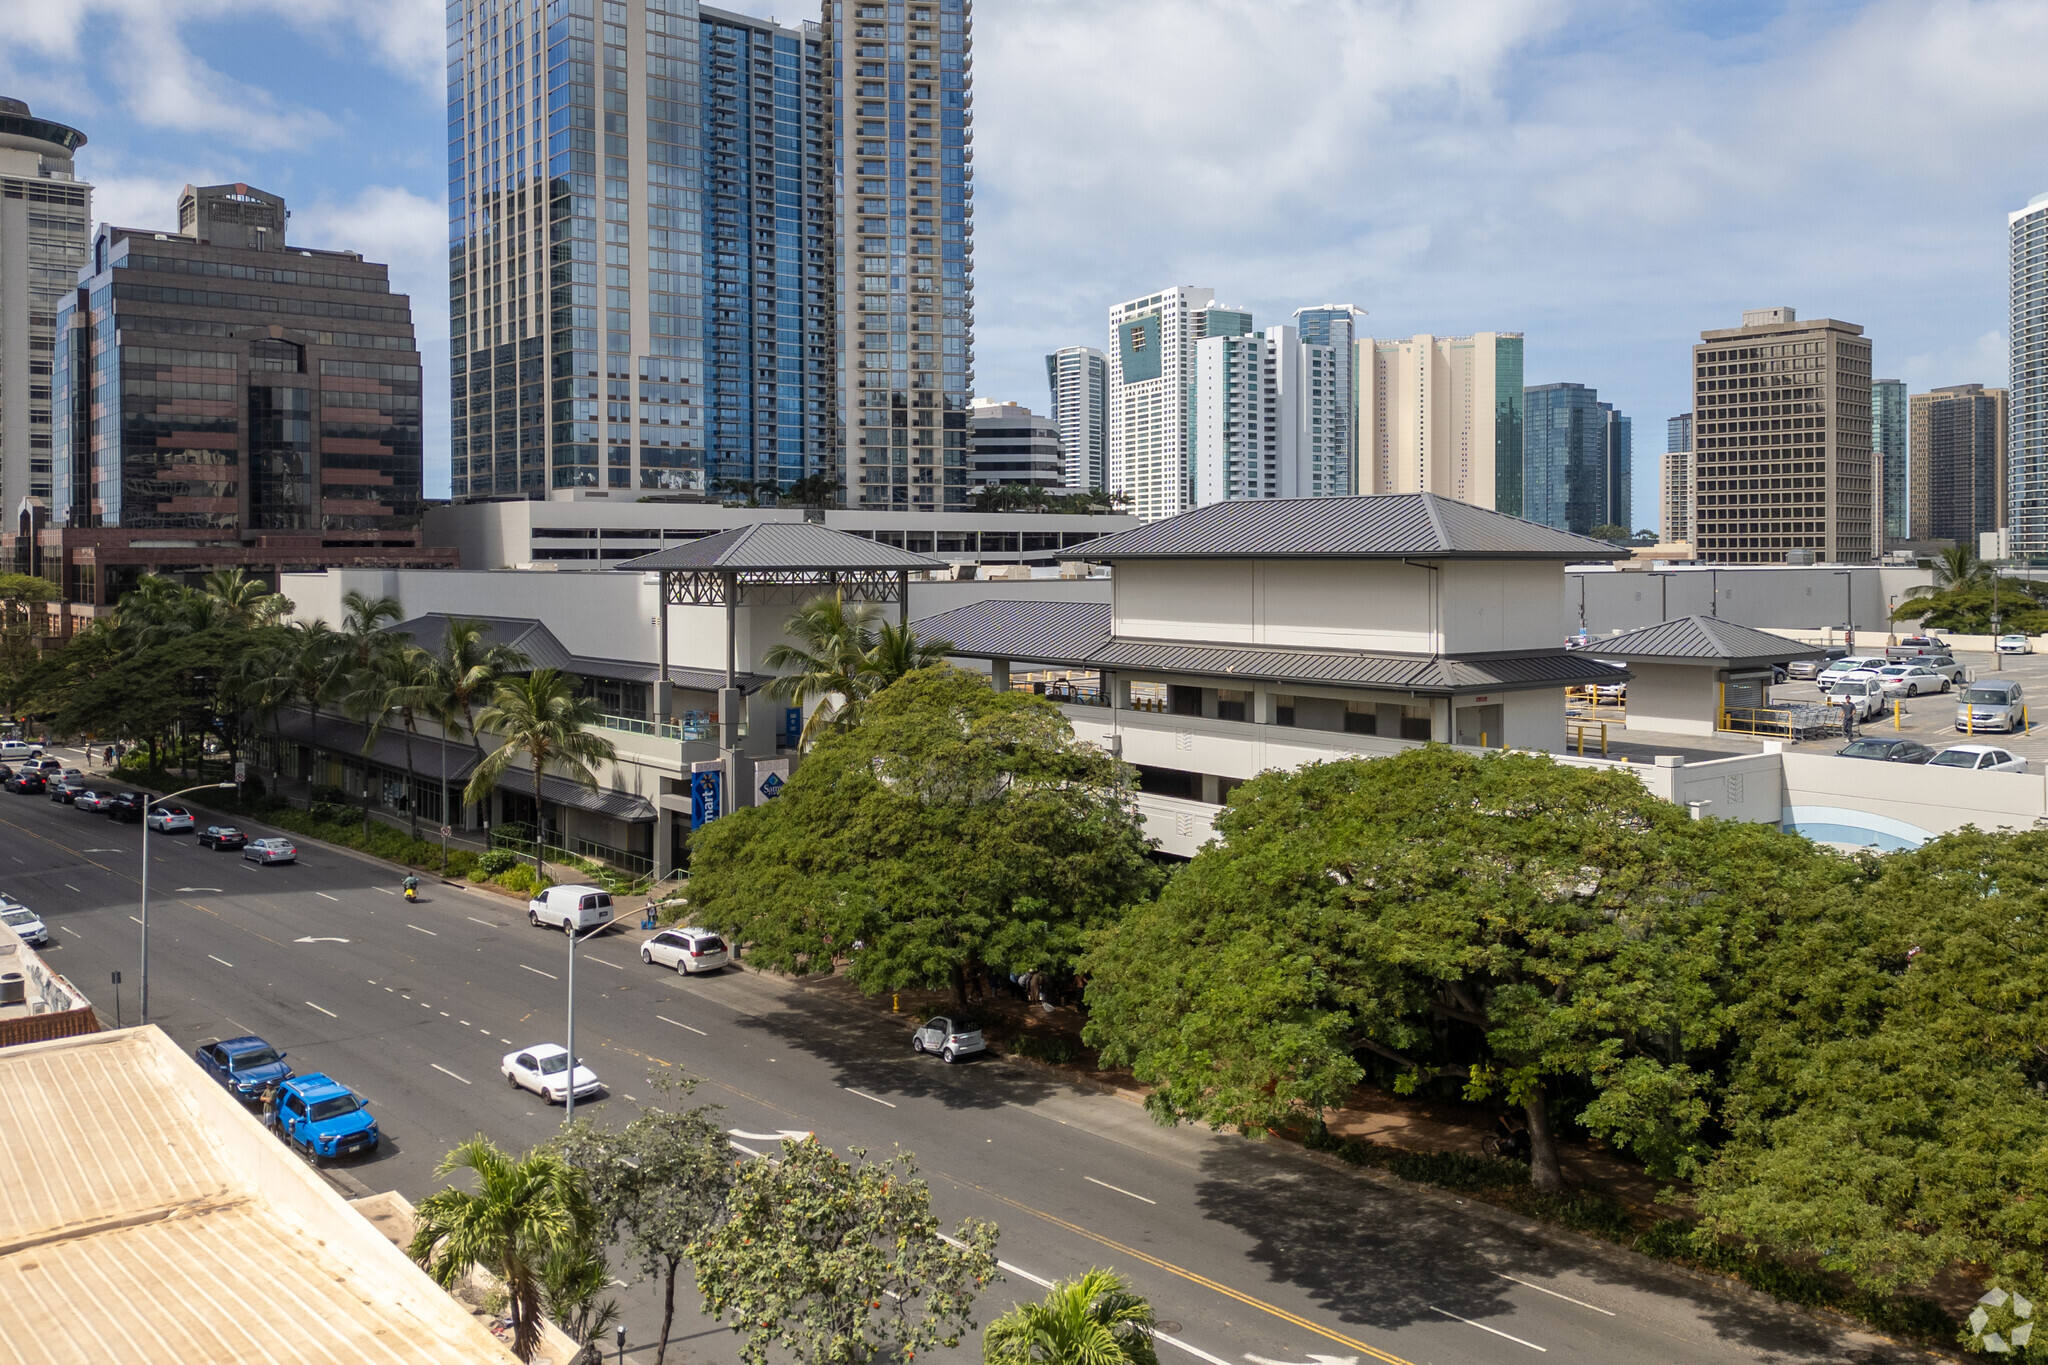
top-left (617, 521), bottom-right (944, 607)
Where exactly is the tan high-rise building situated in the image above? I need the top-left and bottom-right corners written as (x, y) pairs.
top-left (1908, 384), bottom-right (2009, 544)
top-left (1356, 332), bottom-right (1523, 511)
top-left (1661, 413), bottom-right (1694, 544)
top-left (1690, 307), bottom-right (1874, 564)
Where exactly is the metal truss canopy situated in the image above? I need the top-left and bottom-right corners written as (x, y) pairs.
top-left (661, 567), bottom-right (909, 607)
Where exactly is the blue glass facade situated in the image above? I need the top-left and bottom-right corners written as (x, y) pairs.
top-left (1523, 382), bottom-right (1630, 536)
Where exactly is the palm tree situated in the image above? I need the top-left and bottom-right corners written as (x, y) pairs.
top-left (407, 1136), bottom-right (598, 1363)
top-left (345, 645), bottom-right (438, 840)
top-left (429, 618), bottom-right (532, 765)
top-left (983, 1269), bottom-right (1159, 1365)
top-left (464, 669), bottom-right (619, 877)
top-left (761, 593), bottom-right (881, 750)
top-left (339, 588), bottom-right (405, 670)
top-left (1901, 543), bottom-right (1990, 605)
top-left (201, 567), bottom-right (291, 626)
top-left (863, 620), bottom-right (953, 689)
top-left (277, 623), bottom-right (346, 807)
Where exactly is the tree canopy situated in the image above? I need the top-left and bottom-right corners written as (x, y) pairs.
top-left (688, 666), bottom-right (1161, 1005)
top-left (1083, 746), bottom-right (1850, 1191)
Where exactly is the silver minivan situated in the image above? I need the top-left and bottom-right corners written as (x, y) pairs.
top-left (1957, 679), bottom-right (2027, 734)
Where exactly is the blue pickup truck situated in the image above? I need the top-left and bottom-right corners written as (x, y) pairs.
top-left (269, 1073), bottom-right (380, 1163)
top-left (194, 1035), bottom-right (292, 1100)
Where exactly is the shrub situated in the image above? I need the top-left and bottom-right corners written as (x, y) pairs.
top-left (1007, 1033), bottom-right (1083, 1066)
top-left (308, 801), bottom-right (353, 826)
top-left (311, 785), bottom-right (352, 804)
top-left (468, 867), bottom-right (490, 883)
top-left (496, 863), bottom-right (542, 897)
top-left (477, 848), bottom-right (520, 876)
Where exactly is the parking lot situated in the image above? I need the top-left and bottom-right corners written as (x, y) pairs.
top-left (1770, 648), bottom-right (2048, 761)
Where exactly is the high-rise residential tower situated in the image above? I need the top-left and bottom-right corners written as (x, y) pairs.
top-left (827, 0), bottom-right (974, 512)
top-left (1522, 382), bottom-right (1629, 536)
top-left (1908, 383), bottom-right (2008, 546)
top-left (1043, 344), bottom-right (1105, 492)
top-left (1872, 377), bottom-right (1906, 545)
top-left (1690, 307), bottom-right (1874, 564)
top-left (2013, 192), bottom-right (2048, 558)
top-left (966, 399), bottom-right (1061, 488)
top-left (445, 0), bottom-right (830, 503)
top-left (1292, 303), bottom-right (1364, 495)
top-left (1107, 286), bottom-right (1251, 521)
top-left (1355, 332), bottom-right (1523, 512)
top-left (1662, 412), bottom-right (1693, 544)
top-left (0, 98), bottom-right (91, 520)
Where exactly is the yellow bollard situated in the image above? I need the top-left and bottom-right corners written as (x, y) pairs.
top-left (1480, 731), bottom-right (1488, 749)
top-left (1895, 698), bottom-right (1901, 731)
top-left (1601, 721), bottom-right (1609, 757)
top-left (892, 993), bottom-right (900, 1013)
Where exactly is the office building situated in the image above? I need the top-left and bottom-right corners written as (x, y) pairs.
top-left (1909, 383), bottom-right (2009, 546)
top-left (0, 97), bottom-right (91, 522)
top-left (31, 184), bottom-right (451, 625)
top-left (1292, 303), bottom-right (1365, 495)
top-left (1662, 412), bottom-right (1693, 544)
top-left (827, 0), bottom-right (974, 512)
top-left (1107, 286), bottom-right (1252, 521)
top-left (2014, 192), bottom-right (2048, 559)
top-left (1044, 344), bottom-right (1106, 492)
top-left (967, 399), bottom-right (1062, 488)
top-left (1356, 332), bottom-right (1523, 512)
top-left (1873, 377), bottom-right (1906, 544)
top-left (1690, 307), bottom-right (1875, 564)
top-left (1522, 382), bottom-right (1629, 536)
top-left (444, 0), bottom-right (830, 503)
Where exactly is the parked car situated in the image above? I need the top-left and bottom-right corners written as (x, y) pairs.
top-left (29, 757), bottom-right (63, 775)
top-left (527, 884), bottom-right (614, 934)
top-left (1885, 635), bottom-right (1951, 660)
top-left (1787, 648), bottom-right (1851, 680)
top-left (4, 771), bottom-right (47, 795)
top-left (194, 1035), bottom-right (292, 1100)
top-left (501, 1043), bottom-right (602, 1104)
top-left (0, 900), bottom-right (49, 947)
top-left (1591, 678), bottom-right (1627, 703)
top-left (1998, 634), bottom-right (2035, 655)
top-left (145, 804), bottom-right (194, 833)
top-left (197, 825), bottom-right (247, 850)
top-left (911, 1015), bottom-right (985, 1064)
top-left (1958, 679), bottom-right (2028, 733)
top-left (105, 792), bottom-right (144, 822)
top-left (1930, 745), bottom-right (2029, 773)
top-left (0, 739), bottom-right (43, 762)
top-left (1836, 738), bottom-right (1935, 764)
top-left (48, 774), bottom-right (87, 803)
top-left (71, 789), bottom-right (108, 812)
top-left (640, 927), bottom-right (729, 975)
top-left (1873, 663), bottom-right (1950, 697)
top-left (270, 1073), bottom-right (379, 1163)
top-left (243, 837), bottom-right (297, 864)
top-left (1918, 655), bottom-right (1967, 683)
top-left (1823, 676), bottom-right (1890, 721)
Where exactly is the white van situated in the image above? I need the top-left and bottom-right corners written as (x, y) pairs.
top-left (527, 884), bottom-right (614, 934)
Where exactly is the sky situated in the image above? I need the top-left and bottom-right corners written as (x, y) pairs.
top-left (2, 0), bottom-right (2042, 525)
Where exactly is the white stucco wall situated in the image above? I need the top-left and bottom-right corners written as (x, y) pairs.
top-left (1440, 560), bottom-right (1566, 654)
top-left (1623, 661), bottom-right (1720, 736)
top-left (1111, 559), bottom-right (1440, 652)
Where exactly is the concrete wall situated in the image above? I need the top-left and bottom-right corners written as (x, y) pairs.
top-left (1623, 661), bottom-right (1719, 736)
top-left (1441, 559), bottom-right (1565, 654)
top-left (1566, 563), bottom-right (1933, 639)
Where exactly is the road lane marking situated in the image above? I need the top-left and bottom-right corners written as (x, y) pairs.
top-left (129, 915), bottom-right (143, 925)
top-left (466, 916), bottom-right (497, 928)
top-left (305, 1002), bottom-right (337, 1018)
top-left (207, 954), bottom-right (233, 968)
top-left (175, 887), bottom-right (220, 893)
top-left (1084, 1175), bottom-right (1155, 1205)
top-left (460, 1020), bottom-right (471, 1025)
top-left (64, 883), bottom-right (81, 893)
top-left (407, 923), bottom-right (438, 935)
top-left (844, 1086), bottom-right (897, 1108)
top-left (1427, 1307), bottom-right (1545, 1352)
top-left (374, 887), bottom-right (395, 895)
top-left (315, 892), bottom-right (339, 902)
top-left (946, 1179), bottom-right (1417, 1365)
top-left (295, 936), bottom-right (349, 943)
top-left (584, 956), bottom-right (622, 970)
top-left (59, 925), bottom-right (82, 937)
top-left (657, 1014), bottom-right (707, 1035)
top-left (519, 964), bottom-right (558, 979)
top-left (431, 1064), bottom-right (472, 1085)
top-left (1498, 1274), bottom-right (1614, 1315)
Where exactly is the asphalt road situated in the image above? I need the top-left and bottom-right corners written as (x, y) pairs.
top-left (3, 750), bottom-right (1913, 1365)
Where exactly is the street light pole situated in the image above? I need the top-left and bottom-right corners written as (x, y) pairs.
top-left (140, 780), bottom-right (236, 1024)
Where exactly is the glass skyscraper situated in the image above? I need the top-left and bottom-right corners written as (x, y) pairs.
top-left (1872, 377), bottom-right (1906, 544)
top-left (1291, 304), bottom-right (1363, 496)
top-left (1522, 382), bottom-right (1629, 536)
top-left (826, 0), bottom-right (974, 511)
top-left (2012, 192), bottom-right (2048, 559)
top-left (446, 0), bottom-right (827, 502)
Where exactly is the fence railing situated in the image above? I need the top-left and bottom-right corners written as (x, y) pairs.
top-left (489, 822), bottom-right (654, 876)
top-left (1721, 703), bottom-right (1847, 740)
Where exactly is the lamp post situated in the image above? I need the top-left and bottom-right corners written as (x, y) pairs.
top-left (1833, 570), bottom-right (1854, 650)
top-left (141, 781), bottom-right (236, 1024)
top-left (563, 908), bottom-right (613, 1120)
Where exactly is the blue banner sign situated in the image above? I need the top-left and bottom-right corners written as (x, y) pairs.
top-left (689, 765), bottom-right (723, 829)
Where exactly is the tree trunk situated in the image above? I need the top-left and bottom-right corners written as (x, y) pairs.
top-left (655, 1257), bottom-right (679, 1365)
top-left (306, 701), bottom-right (321, 809)
top-left (510, 1270), bottom-right (541, 1363)
top-left (951, 962), bottom-right (968, 1010)
top-left (1524, 1082), bottom-right (1565, 1193)
top-left (403, 722), bottom-right (419, 841)
top-left (531, 760), bottom-right (546, 881)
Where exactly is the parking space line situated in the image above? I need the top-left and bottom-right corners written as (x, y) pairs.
top-left (305, 1002), bottom-right (337, 1018)
top-left (64, 883), bottom-right (81, 893)
top-left (315, 892), bottom-right (339, 902)
top-left (584, 956), bottom-right (622, 970)
top-left (207, 954), bottom-right (233, 968)
top-left (466, 916), bottom-right (497, 928)
top-left (59, 925), bottom-right (82, 937)
top-left (374, 887), bottom-right (395, 895)
top-left (844, 1086), bottom-right (897, 1109)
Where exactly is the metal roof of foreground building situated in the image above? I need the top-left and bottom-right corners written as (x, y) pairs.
top-left (615, 519), bottom-right (944, 571)
top-left (0, 1026), bottom-right (528, 1365)
top-left (1080, 493), bottom-right (1630, 561)
top-left (1585, 615), bottom-right (1829, 667)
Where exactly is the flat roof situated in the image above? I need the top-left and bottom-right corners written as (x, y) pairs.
top-left (0, 1027), bottom-right (525, 1365)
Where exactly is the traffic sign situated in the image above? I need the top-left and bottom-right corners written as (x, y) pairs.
top-left (234, 760), bottom-right (246, 783)
top-left (440, 825), bottom-right (452, 838)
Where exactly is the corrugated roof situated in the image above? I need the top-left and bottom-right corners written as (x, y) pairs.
top-left (1586, 615), bottom-right (1830, 665)
top-left (275, 710), bottom-right (484, 782)
top-left (912, 600), bottom-right (1626, 696)
top-left (384, 614), bottom-right (759, 692)
top-left (535, 773), bottom-right (657, 822)
top-left (614, 520), bottom-right (945, 571)
top-left (0, 1027), bottom-right (525, 1365)
top-left (1078, 493), bottom-right (1630, 560)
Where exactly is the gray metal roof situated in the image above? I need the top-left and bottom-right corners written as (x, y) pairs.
top-left (913, 600), bottom-right (1626, 696)
top-left (1584, 615), bottom-right (1829, 666)
top-left (535, 773), bottom-right (657, 822)
top-left (386, 614), bottom-right (761, 692)
top-left (1077, 493), bottom-right (1630, 561)
top-left (614, 520), bottom-right (945, 572)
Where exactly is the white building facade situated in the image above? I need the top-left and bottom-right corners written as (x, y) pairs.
top-left (0, 98), bottom-right (90, 518)
top-left (1107, 286), bottom-right (1251, 522)
top-left (1045, 344), bottom-right (1107, 493)
top-left (968, 400), bottom-right (1064, 488)
top-left (1357, 331), bottom-right (1524, 512)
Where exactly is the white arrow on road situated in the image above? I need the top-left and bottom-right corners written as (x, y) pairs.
top-left (295, 936), bottom-right (351, 943)
top-left (728, 1128), bottom-right (812, 1142)
top-left (1245, 1355), bottom-right (1358, 1365)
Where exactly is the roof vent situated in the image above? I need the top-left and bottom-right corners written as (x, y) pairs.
top-left (0, 971), bottom-right (25, 1007)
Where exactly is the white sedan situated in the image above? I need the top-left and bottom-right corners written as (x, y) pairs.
top-left (146, 804), bottom-right (195, 833)
top-left (1930, 745), bottom-right (2028, 773)
top-left (500, 1044), bottom-right (603, 1105)
top-left (1998, 635), bottom-right (2035, 655)
top-left (1874, 663), bottom-right (1949, 697)
top-left (641, 927), bottom-right (730, 975)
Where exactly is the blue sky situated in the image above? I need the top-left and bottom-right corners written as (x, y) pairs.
top-left (5, 0), bottom-right (2043, 522)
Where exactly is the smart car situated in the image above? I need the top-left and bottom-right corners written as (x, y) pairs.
top-left (911, 1015), bottom-right (985, 1064)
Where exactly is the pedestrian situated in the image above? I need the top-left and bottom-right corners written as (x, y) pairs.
top-left (1840, 695), bottom-right (1857, 739)
top-left (259, 1082), bottom-right (280, 1134)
